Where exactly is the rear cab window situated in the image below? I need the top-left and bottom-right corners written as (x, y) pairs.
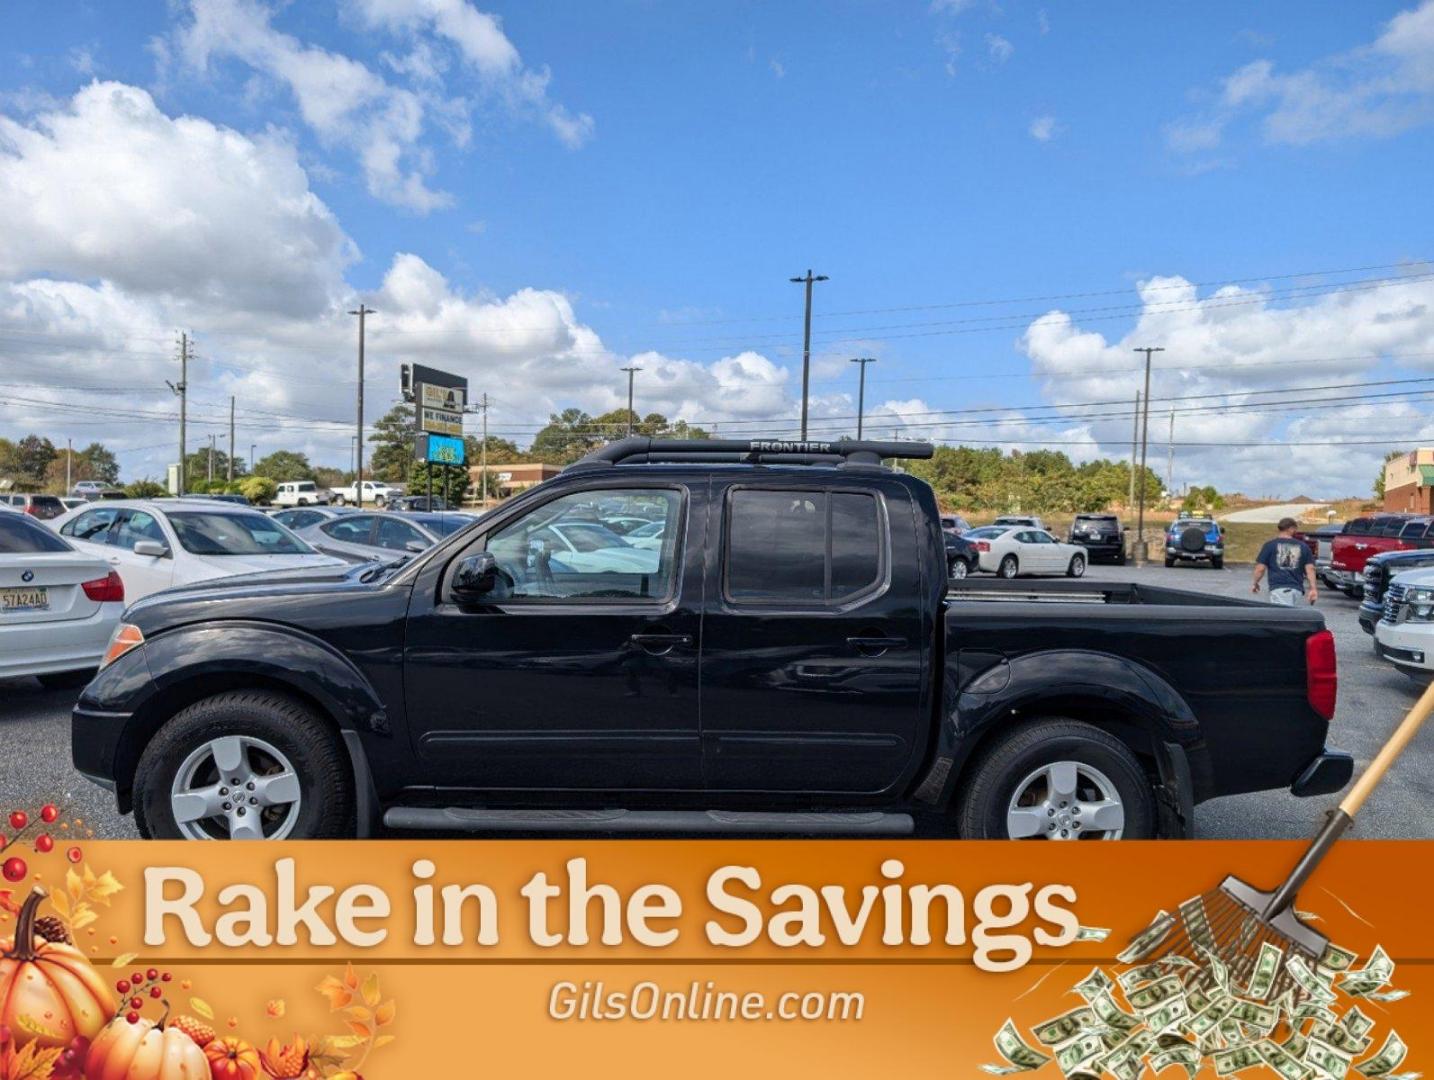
top-left (0, 515), bottom-right (72, 553)
top-left (725, 488), bottom-right (885, 605)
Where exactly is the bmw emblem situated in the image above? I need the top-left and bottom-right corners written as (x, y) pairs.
top-left (20, 570), bottom-right (33, 583)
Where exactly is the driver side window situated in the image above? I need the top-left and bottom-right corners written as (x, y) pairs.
top-left (483, 489), bottom-right (682, 602)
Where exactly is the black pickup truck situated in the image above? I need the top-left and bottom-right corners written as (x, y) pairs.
top-left (71, 439), bottom-right (1351, 841)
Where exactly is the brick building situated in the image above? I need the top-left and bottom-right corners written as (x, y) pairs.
top-left (468, 461), bottom-right (561, 501)
top-left (1383, 449), bottom-right (1434, 513)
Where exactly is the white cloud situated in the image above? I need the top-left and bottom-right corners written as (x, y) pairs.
top-left (985, 33), bottom-right (1014, 64)
top-left (0, 81), bottom-right (354, 316)
top-left (769, 57), bottom-right (786, 79)
top-left (1037, 9), bottom-right (1050, 35)
top-left (1168, 0), bottom-right (1434, 153)
top-left (1029, 115), bottom-right (1059, 141)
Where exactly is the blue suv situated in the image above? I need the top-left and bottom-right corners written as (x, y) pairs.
top-left (1165, 516), bottom-right (1225, 569)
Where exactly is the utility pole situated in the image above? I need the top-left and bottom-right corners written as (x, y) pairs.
top-left (1133, 346), bottom-right (1165, 563)
top-left (1167, 409), bottom-right (1174, 495)
top-left (65, 438), bottom-right (72, 494)
top-left (167, 333), bottom-right (188, 495)
top-left (474, 393), bottom-right (491, 508)
top-left (789, 269), bottom-right (828, 439)
top-left (228, 396), bottom-right (236, 483)
top-left (1127, 392), bottom-right (1140, 513)
top-left (619, 366), bottom-right (642, 437)
top-left (347, 305), bottom-right (374, 507)
top-left (250, 444), bottom-right (257, 474)
top-left (849, 357), bottom-right (876, 439)
top-left (207, 434), bottom-right (215, 484)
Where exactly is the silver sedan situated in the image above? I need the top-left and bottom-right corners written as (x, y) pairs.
top-left (294, 510), bottom-right (477, 563)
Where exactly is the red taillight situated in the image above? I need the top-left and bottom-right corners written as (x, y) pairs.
top-left (976, 541), bottom-right (990, 552)
top-left (1306, 629), bottom-right (1337, 720)
top-left (23, 504), bottom-right (39, 516)
top-left (81, 570), bottom-right (125, 603)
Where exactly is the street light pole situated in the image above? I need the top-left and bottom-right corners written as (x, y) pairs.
top-left (347, 305), bottom-right (374, 507)
top-left (849, 357), bottom-right (876, 438)
top-left (619, 366), bottom-right (642, 437)
top-left (790, 269), bottom-right (828, 439)
top-left (1133, 346), bottom-right (1165, 563)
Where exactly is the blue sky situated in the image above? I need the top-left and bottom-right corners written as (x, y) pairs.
top-left (2, 1), bottom-right (1433, 496)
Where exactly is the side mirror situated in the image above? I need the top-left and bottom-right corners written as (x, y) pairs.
top-left (133, 540), bottom-right (169, 558)
top-left (406, 540), bottom-right (428, 553)
top-left (452, 552), bottom-right (499, 603)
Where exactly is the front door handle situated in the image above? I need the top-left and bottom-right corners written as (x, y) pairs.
top-left (847, 635), bottom-right (906, 656)
top-left (630, 633), bottom-right (692, 655)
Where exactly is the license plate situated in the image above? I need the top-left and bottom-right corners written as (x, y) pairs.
top-left (1, 587), bottom-right (49, 612)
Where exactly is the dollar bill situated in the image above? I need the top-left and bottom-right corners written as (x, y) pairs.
top-left (1186, 986), bottom-right (1212, 1015)
top-left (1294, 1001), bottom-right (1340, 1028)
top-left (1340, 947), bottom-right (1394, 997)
top-left (1091, 991), bottom-right (1141, 1035)
top-left (1214, 1044), bottom-right (1264, 1075)
top-left (1033, 1007), bottom-right (1099, 1047)
top-left (1128, 975), bottom-right (1185, 1014)
top-left (1118, 911), bottom-right (1176, 965)
top-left (1246, 941), bottom-right (1284, 1001)
top-left (1199, 945), bottom-right (1232, 993)
top-left (1288, 955), bottom-right (1339, 1005)
top-left (1073, 967), bottom-right (1114, 1002)
top-left (1120, 963), bottom-right (1170, 992)
top-left (1363, 989), bottom-right (1409, 1003)
top-left (1343, 1007), bottom-right (1376, 1040)
top-left (1319, 943), bottom-right (1358, 973)
top-left (1282, 1031), bottom-right (1309, 1059)
top-left (1307, 1037), bottom-right (1354, 1079)
top-left (986, 1019), bottom-right (1053, 1074)
top-left (1188, 997), bottom-right (1237, 1039)
top-left (1056, 1033), bottom-right (1107, 1076)
top-left (1075, 925), bottom-right (1112, 942)
top-left (1313, 1021), bottom-right (1373, 1057)
top-left (1259, 1038), bottom-right (1313, 1080)
top-left (1356, 1032), bottom-right (1407, 1078)
top-left (1146, 997), bottom-right (1191, 1035)
top-left (1227, 999), bottom-right (1279, 1034)
top-left (1151, 1044), bottom-right (1201, 1078)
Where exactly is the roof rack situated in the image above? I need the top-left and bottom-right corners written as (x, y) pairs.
top-left (569, 437), bottom-right (935, 470)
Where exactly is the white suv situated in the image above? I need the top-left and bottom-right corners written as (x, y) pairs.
top-left (1373, 566), bottom-right (1434, 679)
top-left (273, 481), bottom-right (328, 507)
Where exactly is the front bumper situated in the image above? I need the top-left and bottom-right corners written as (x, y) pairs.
top-left (1358, 600), bottom-right (1382, 634)
top-left (71, 704), bottom-right (132, 810)
top-left (1290, 749), bottom-right (1354, 797)
top-left (1374, 620), bottom-right (1434, 671)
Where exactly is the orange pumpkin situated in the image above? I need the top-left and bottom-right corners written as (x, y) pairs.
top-left (204, 1036), bottom-right (261, 1080)
top-left (84, 1014), bottom-right (208, 1080)
top-left (0, 887), bottom-right (115, 1050)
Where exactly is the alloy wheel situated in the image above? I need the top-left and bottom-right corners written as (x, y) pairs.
top-left (1004, 760), bottom-right (1125, 840)
top-left (169, 735), bottom-right (303, 840)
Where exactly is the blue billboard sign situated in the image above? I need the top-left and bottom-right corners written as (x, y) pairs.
top-left (423, 434), bottom-right (466, 466)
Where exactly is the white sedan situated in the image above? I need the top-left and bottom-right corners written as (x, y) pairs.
top-left (968, 525), bottom-right (1089, 578)
top-left (49, 498), bottom-right (348, 603)
top-left (1, 510), bottom-right (124, 688)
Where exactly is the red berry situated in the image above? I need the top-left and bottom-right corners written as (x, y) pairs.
top-left (129, 997), bottom-right (143, 1010)
top-left (40, 805), bottom-right (58, 824)
top-left (35, 834), bottom-right (54, 853)
top-left (161, 972), bottom-right (172, 982)
top-left (150, 986), bottom-right (162, 999)
top-left (116, 980), bottom-right (130, 994)
top-left (1, 857), bottom-right (26, 882)
top-left (125, 1012), bottom-right (139, 1024)
top-left (0, 834), bottom-right (7, 849)
top-left (131, 972), bottom-right (143, 985)
top-left (66, 846), bottom-right (82, 863)
top-left (8, 811), bottom-right (26, 831)
top-left (146, 968), bottom-right (159, 981)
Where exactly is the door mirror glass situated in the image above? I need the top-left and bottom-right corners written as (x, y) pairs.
top-left (451, 552), bottom-right (499, 602)
top-left (406, 539), bottom-right (428, 553)
top-left (133, 539), bottom-right (169, 557)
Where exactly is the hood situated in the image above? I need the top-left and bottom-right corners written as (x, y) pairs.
top-left (1371, 547), bottom-right (1434, 566)
top-left (125, 559), bottom-right (386, 622)
top-left (184, 552), bottom-right (349, 576)
top-left (1388, 565), bottom-right (1434, 589)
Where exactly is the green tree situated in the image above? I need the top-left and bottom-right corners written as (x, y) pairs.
top-left (369, 403), bottom-right (417, 483)
top-left (466, 434), bottom-right (522, 466)
top-left (78, 443), bottom-right (119, 484)
top-left (183, 446), bottom-right (245, 487)
top-left (7, 435), bottom-right (57, 486)
top-left (124, 478), bottom-right (168, 498)
top-left (253, 450), bottom-right (316, 483)
top-left (529, 408), bottom-right (604, 464)
top-left (410, 461), bottom-right (471, 505)
top-left (238, 475), bottom-right (278, 504)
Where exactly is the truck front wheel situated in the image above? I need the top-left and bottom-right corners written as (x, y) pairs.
top-left (133, 690), bottom-right (355, 840)
top-left (955, 719), bottom-right (1156, 840)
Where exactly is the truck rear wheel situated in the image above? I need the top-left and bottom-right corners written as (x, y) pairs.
top-left (333, 494), bottom-right (346, 505)
top-left (955, 718), bottom-right (1156, 840)
top-left (133, 690), bottom-right (354, 840)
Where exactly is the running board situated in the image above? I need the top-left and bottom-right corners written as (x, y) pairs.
top-left (382, 807), bottom-right (915, 836)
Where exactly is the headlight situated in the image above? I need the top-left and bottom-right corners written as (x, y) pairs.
top-left (1406, 588), bottom-right (1434, 621)
top-left (100, 623), bottom-right (144, 669)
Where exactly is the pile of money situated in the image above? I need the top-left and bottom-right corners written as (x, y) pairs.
top-left (983, 904), bottom-right (1415, 1080)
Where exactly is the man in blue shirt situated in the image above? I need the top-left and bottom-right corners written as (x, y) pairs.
top-left (1252, 517), bottom-right (1317, 605)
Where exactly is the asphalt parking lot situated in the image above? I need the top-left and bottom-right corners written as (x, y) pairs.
top-left (1, 560), bottom-right (1430, 840)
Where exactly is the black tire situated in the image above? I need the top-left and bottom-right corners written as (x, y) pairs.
top-left (36, 668), bottom-right (96, 691)
top-left (133, 690), bottom-right (354, 840)
top-left (1211, 557), bottom-right (1224, 570)
top-left (1067, 554), bottom-right (1086, 578)
top-left (998, 555), bottom-right (1019, 579)
top-left (375, 495), bottom-right (386, 508)
top-left (333, 494), bottom-right (346, 505)
top-left (955, 718), bottom-right (1157, 840)
top-left (949, 558), bottom-right (969, 580)
top-left (1115, 549), bottom-right (1127, 566)
top-left (1164, 557), bottom-right (1175, 568)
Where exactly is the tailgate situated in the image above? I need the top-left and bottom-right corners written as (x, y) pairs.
top-left (0, 553), bottom-right (109, 625)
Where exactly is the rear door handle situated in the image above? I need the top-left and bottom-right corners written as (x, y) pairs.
top-left (847, 636), bottom-right (906, 656)
top-left (630, 633), bottom-right (692, 655)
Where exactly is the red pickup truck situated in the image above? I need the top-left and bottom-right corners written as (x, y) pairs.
top-left (1329, 514), bottom-right (1431, 597)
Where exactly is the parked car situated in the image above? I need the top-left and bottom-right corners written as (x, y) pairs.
top-left (968, 525), bottom-right (1089, 578)
top-left (2, 493), bottom-right (67, 520)
top-left (72, 437), bottom-right (1350, 842)
top-left (1, 511), bottom-right (125, 689)
top-left (1329, 514), bottom-right (1422, 597)
top-left (1372, 565), bottom-right (1434, 679)
top-left (1298, 522), bottom-right (1346, 586)
top-left (269, 506), bottom-right (358, 533)
top-left (50, 499), bottom-right (346, 603)
top-left (71, 481), bottom-right (121, 500)
top-left (1357, 547), bottom-right (1434, 634)
top-left (389, 495), bottom-right (451, 512)
top-left (60, 497), bottom-right (88, 512)
top-left (272, 481), bottom-right (329, 508)
top-left (188, 493), bottom-right (250, 505)
top-left (599, 515), bottom-right (658, 535)
top-left (624, 519), bottom-right (667, 551)
top-left (1164, 517), bottom-right (1225, 569)
top-left (1068, 513), bottom-right (1126, 565)
top-left (944, 530), bottom-right (979, 579)
top-left (991, 514), bottom-right (1047, 531)
top-left (296, 511), bottom-right (477, 564)
top-left (329, 479), bottom-right (399, 507)
top-left (940, 514), bottom-right (973, 535)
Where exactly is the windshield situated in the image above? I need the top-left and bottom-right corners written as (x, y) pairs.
top-left (167, 512), bottom-right (315, 556)
top-left (965, 526), bottom-right (1011, 539)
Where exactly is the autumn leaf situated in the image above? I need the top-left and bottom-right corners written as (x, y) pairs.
top-left (70, 909), bottom-right (98, 931)
top-left (373, 1034), bottom-right (396, 1050)
top-left (321, 1035), bottom-right (365, 1053)
top-left (2, 1041), bottom-right (64, 1080)
top-left (65, 869), bottom-right (83, 904)
top-left (86, 869), bottom-right (124, 905)
top-left (110, 952), bottom-right (138, 968)
top-left (265, 999), bottom-right (286, 1019)
top-left (344, 1021), bottom-right (371, 1040)
top-left (190, 997), bottom-right (215, 1021)
top-left (0, 890), bottom-right (19, 917)
top-left (342, 963), bottom-right (358, 990)
top-left (342, 1006), bottom-right (371, 1025)
top-left (315, 975), bottom-right (353, 1011)
top-left (360, 972), bottom-right (381, 1008)
top-left (47, 891), bottom-right (69, 920)
top-left (373, 1000), bottom-right (395, 1027)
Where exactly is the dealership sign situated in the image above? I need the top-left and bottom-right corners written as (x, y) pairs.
top-left (402, 363), bottom-right (469, 437)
